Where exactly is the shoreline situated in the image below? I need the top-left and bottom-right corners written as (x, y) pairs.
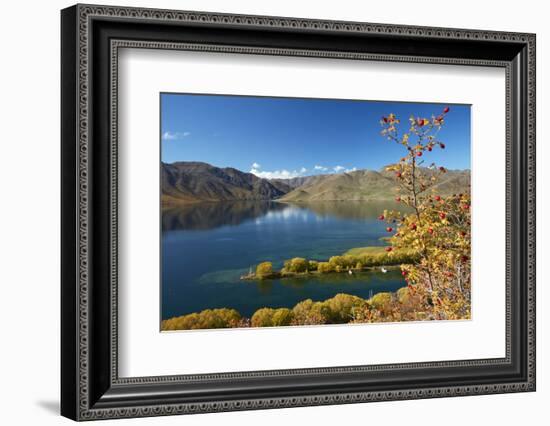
top-left (240, 263), bottom-right (403, 281)
top-left (241, 245), bottom-right (419, 281)
top-left (160, 284), bottom-right (471, 331)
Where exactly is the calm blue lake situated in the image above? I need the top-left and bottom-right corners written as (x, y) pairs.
top-left (161, 201), bottom-right (407, 319)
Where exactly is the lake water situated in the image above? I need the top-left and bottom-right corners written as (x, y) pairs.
top-left (162, 201), bottom-right (407, 319)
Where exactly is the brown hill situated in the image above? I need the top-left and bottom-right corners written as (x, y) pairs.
top-left (162, 161), bottom-right (470, 205)
top-left (279, 168), bottom-right (470, 202)
top-left (161, 162), bottom-right (286, 205)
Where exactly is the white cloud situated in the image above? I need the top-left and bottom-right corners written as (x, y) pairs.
top-left (162, 131), bottom-right (191, 141)
top-left (251, 169), bottom-right (304, 180)
top-left (248, 163), bottom-right (356, 179)
top-left (332, 165), bottom-right (357, 174)
top-left (250, 163), bottom-right (307, 180)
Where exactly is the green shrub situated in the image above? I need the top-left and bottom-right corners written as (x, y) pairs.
top-left (317, 262), bottom-right (333, 273)
top-left (328, 255), bottom-right (344, 269)
top-left (271, 308), bottom-right (294, 326)
top-left (251, 308), bottom-right (275, 327)
top-left (282, 257), bottom-right (309, 273)
top-left (290, 294), bottom-right (367, 325)
top-left (343, 255), bottom-right (356, 268)
top-left (290, 257), bottom-right (308, 272)
top-left (308, 260), bottom-right (319, 271)
top-left (256, 261), bottom-right (273, 278)
top-left (282, 259), bottom-right (292, 273)
top-left (321, 293), bottom-right (367, 323)
top-left (396, 286), bottom-right (411, 304)
top-left (251, 308), bottom-right (295, 327)
top-left (368, 292), bottom-right (393, 310)
top-left (162, 308), bottom-right (241, 330)
top-left (291, 299), bottom-right (328, 325)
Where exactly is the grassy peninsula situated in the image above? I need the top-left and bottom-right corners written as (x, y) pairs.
top-left (241, 246), bottom-right (420, 281)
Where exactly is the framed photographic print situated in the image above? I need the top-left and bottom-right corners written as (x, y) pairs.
top-left (159, 94), bottom-right (472, 330)
top-left (61, 4), bottom-right (536, 421)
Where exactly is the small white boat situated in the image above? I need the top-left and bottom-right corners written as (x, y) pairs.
top-left (381, 267), bottom-right (388, 273)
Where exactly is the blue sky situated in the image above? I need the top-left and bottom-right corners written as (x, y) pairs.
top-left (161, 93), bottom-right (471, 179)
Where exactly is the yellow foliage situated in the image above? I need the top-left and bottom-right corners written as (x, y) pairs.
top-left (317, 262), bottom-right (333, 273)
top-left (368, 292), bottom-right (392, 310)
top-left (283, 257), bottom-right (309, 273)
top-left (378, 107), bottom-right (471, 321)
top-left (256, 261), bottom-right (273, 278)
top-left (161, 308), bottom-right (241, 330)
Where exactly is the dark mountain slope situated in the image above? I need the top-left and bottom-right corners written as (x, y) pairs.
top-left (162, 162), bottom-right (286, 205)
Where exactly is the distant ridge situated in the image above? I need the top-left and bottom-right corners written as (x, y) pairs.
top-left (280, 167), bottom-right (470, 202)
top-left (161, 161), bottom-right (470, 205)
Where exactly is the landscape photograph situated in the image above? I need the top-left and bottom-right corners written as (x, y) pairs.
top-left (160, 93), bottom-right (471, 331)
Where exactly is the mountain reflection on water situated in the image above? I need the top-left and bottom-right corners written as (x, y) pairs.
top-left (162, 200), bottom-right (404, 232)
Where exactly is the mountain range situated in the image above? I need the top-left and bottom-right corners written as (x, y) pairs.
top-left (161, 161), bottom-right (470, 206)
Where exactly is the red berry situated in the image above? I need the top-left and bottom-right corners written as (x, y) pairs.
top-left (434, 195), bottom-right (441, 201)
top-left (461, 255), bottom-right (469, 263)
top-left (395, 196), bottom-right (401, 202)
top-left (382, 116), bottom-right (388, 123)
top-left (416, 151), bottom-right (423, 157)
top-left (462, 204), bottom-right (470, 210)
top-left (378, 214), bottom-right (384, 220)
top-left (428, 146), bottom-right (432, 152)
top-left (428, 227), bottom-right (434, 234)
top-left (385, 247), bottom-right (393, 252)
top-left (386, 227), bottom-right (393, 232)
top-left (410, 223), bottom-right (417, 231)
top-left (440, 143), bottom-right (446, 149)
top-left (443, 106), bottom-right (450, 113)
top-left (460, 231), bottom-right (467, 237)
top-left (396, 172), bottom-right (402, 178)
top-left (439, 212), bottom-right (446, 219)
top-left (402, 270), bottom-right (408, 276)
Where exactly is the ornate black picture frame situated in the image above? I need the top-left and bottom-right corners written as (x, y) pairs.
top-left (61, 4), bottom-right (536, 421)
